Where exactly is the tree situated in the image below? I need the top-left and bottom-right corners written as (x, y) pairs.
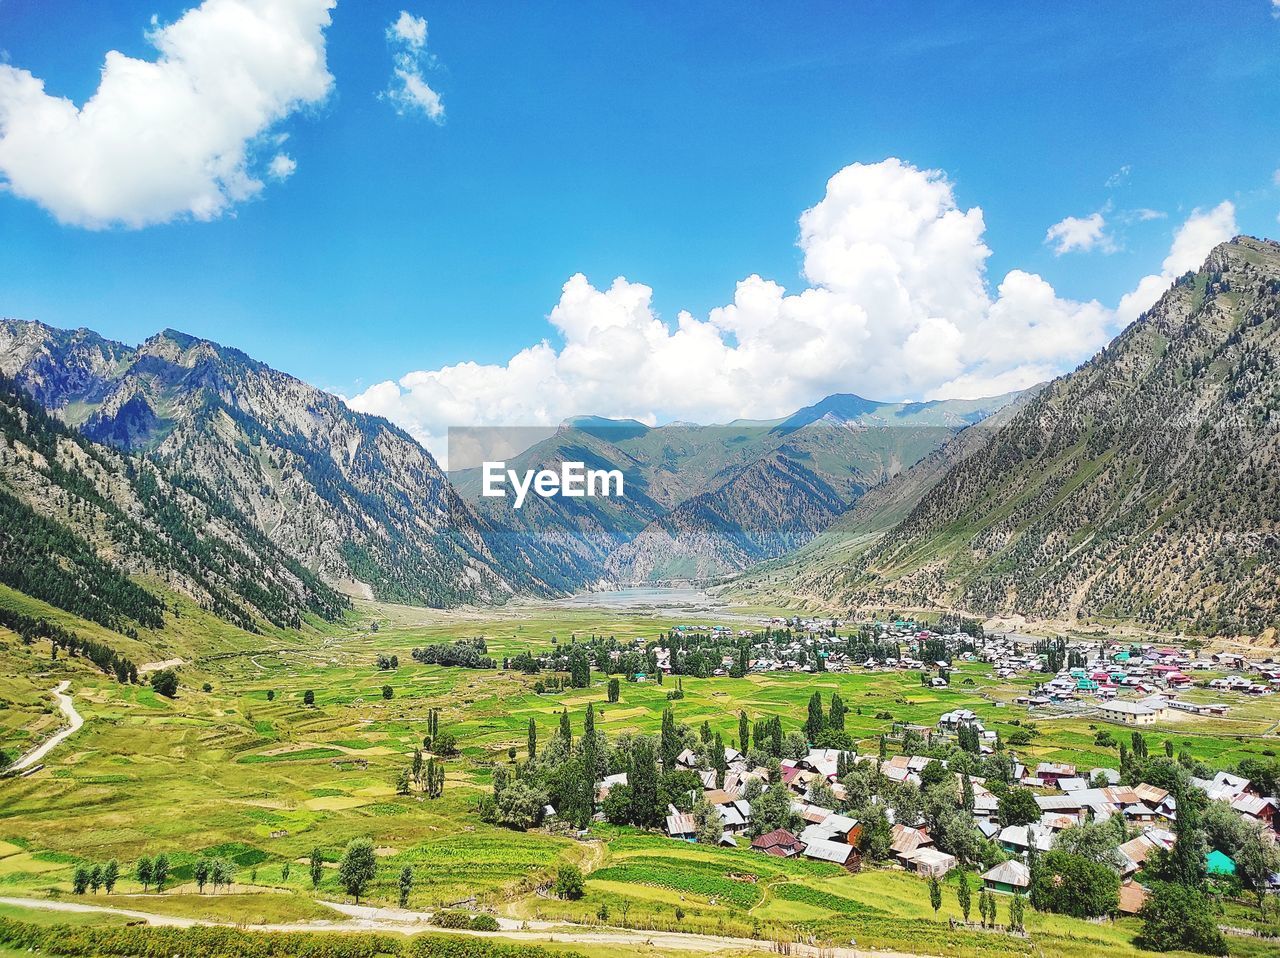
top-left (398, 865), bottom-right (413, 908)
top-left (738, 710), bottom-right (750, 756)
top-left (433, 730), bottom-right (457, 756)
top-left (998, 787), bottom-right (1041, 827)
top-left (73, 865), bottom-right (90, 895)
top-left (928, 874), bottom-right (942, 916)
top-left (1028, 850), bottom-right (1118, 918)
top-left (194, 858), bottom-right (210, 893)
top-left (527, 718), bottom-right (537, 759)
top-left (496, 780), bottom-right (547, 830)
top-left (1009, 893), bottom-right (1025, 931)
top-left (381, 685), bottom-right (393, 699)
top-left (149, 668), bottom-right (178, 697)
top-left (1235, 823), bottom-right (1280, 906)
top-left (338, 838), bottom-right (377, 904)
top-left (1136, 882), bottom-right (1227, 955)
top-left (88, 864), bottom-right (102, 893)
top-left (693, 797), bottom-right (724, 845)
top-left (805, 692), bottom-right (825, 742)
top-left (956, 870), bottom-right (972, 922)
top-left (103, 859), bottom-right (118, 894)
top-left (150, 854), bottom-right (169, 891)
top-left (749, 781), bottom-right (803, 837)
top-left (628, 739), bottom-right (663, 828)
top-left (554, 863), bottom-right (584, 900)
top-left (828, 692), bottom-right (847, 730)
top-left (310, 848), bottom-right (324, 889)
top-left (303, 689), bottom-right (315, 706)
top-left (601, 783), bottom-right (633, 825)
top-left (210, 858), bottom-right (234, 892)
top-left (608, 678), bottom-right (620, 703)
top-left (136, 857), bottom-right (152, 892)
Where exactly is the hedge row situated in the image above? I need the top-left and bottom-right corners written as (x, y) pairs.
top-left (0, 918), bottom-right (581, 958)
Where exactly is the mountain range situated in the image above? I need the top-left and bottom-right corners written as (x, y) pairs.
top-left (2, 235), bottom-right (1279, 640)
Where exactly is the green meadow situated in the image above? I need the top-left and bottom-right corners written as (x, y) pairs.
top-left (0, 594), bottom-right (1276, 958)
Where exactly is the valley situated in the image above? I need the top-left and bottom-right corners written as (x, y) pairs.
top-left (1, 240), bottom-right (1280, 958)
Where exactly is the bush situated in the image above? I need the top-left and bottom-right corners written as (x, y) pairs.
top-left (470, 915), bottom-right (500, 932)
top-left (432, 911), bottom-right (473, 930)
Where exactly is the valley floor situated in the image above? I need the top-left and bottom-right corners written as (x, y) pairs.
top-left (0, 596), bottom-right (1277, 958)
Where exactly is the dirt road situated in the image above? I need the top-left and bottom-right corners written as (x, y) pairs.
top-left (0, 894), bottom-right (931, 958)
top-left (7, 681), bottom-right (82, 773)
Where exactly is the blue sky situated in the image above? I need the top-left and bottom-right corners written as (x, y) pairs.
top-left (1, 0), bottom-right (1278, 448)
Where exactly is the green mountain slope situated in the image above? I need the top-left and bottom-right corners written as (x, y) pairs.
top-left (0, 373), bottom-right (346, 635)
top-left (804, 236), bottom-right (1280, 636)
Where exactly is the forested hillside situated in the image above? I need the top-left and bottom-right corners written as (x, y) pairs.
top-left (0, 323), bottom-right (573, 606)
top-left (0, 373), bottom-right (347, 637)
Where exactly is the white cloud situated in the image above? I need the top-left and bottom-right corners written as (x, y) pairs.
top-left (0, 0), bottom-right (335, 229)
top-left (1116, 200), bottom-right (1237, 323)
top-left (391, 10), bottom-right (428, 48)
top-left (351, 161), bottom-right (1234, 460)
top-left (1105, 164), bottom-right (1131, 188)
top-left (383, 11), bottom-right (445, 122)
top-left (268, 153), bottom-right (297, 181)
top-left (1045, 211), bottom-right (1117, 255)
top-left (350, 158), bottom-right (1134, 459)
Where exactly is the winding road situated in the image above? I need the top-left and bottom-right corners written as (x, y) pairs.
top-left (7, 681), bottom-right (83, 773)
top-left (0, 895), bottom-right (921, 958)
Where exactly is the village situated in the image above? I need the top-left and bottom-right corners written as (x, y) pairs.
top-left (516, 617), bottom-right (1280, 923)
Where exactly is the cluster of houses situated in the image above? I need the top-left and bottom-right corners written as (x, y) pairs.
top-left (587, 707), bottom-right (1279, 906)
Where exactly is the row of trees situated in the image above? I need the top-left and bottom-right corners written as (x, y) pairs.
top-left (71, 860), bottom-right (119, 895)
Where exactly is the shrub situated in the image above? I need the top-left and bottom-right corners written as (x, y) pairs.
top-left (470, 915), bottom-right (500, 932)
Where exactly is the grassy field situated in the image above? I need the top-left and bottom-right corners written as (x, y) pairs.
top-left (0, 593), bottom-right (1277, 958)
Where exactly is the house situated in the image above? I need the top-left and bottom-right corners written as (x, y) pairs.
top-left (666, 810), bottom-right (696, 840)
top-left (1206, 850), bottom-right (1237, 877)
top-left (981, 859), bottom-right (1030, 893)
top-left (906, 848), bottom-right (957, 878)
top-left (998, 824), bottom-right (1054, 855)
top-left (751, 828), bottom-right (806, 858)
top-left (1036, 762), bottom-right (1077, 786)
top-left (802, 837), bottom-right (861, 871)
top-left (1118, 832), bottom-right (1171, 876)
top-left (1098, 700), bottom-right (1162, 725)
top-left (1117, 882), bottom-right (1149, 915)
top-left (1231, 795), bottom-right (1276, 831)
top-left (890, 824), bottom-right (933, 864)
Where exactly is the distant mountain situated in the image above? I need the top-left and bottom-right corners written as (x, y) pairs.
top-left (0, 372), bottom-right (345, 634)
top-left (788, 236), bottom-right (1280, 637)
top-left (453, 394), bottom-right (1027, 585)
top-left (0, 321), bottom-right (567, 606)
top-left (724, 389), bottom-right (1042, 608)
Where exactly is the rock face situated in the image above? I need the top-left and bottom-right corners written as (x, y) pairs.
top-left (801, 237), bottom-right (1280, 636)
top-left (0, 321), bottom-right (562, 607)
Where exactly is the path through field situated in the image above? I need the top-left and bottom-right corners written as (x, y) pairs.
top-left (0, 895), bottom-right (931, 958)
top-left (8, 681), bottom-right (82, 773)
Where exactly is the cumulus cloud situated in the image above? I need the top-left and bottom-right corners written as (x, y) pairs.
top-left (0, 0), bottom-right (335, 229)
top-left (351, 159), bottom-right (1234, 460)
top-left (1045, 211), bottom-right (1116, 255)
top-left (1116, 200), bottom-right (1237, 323)
top-left (350, 158), bottom-right (1142, 459)
top-left (268, 153), bottom-right (297, 181)
top-left (383, 11), bottom-right (445, 121)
